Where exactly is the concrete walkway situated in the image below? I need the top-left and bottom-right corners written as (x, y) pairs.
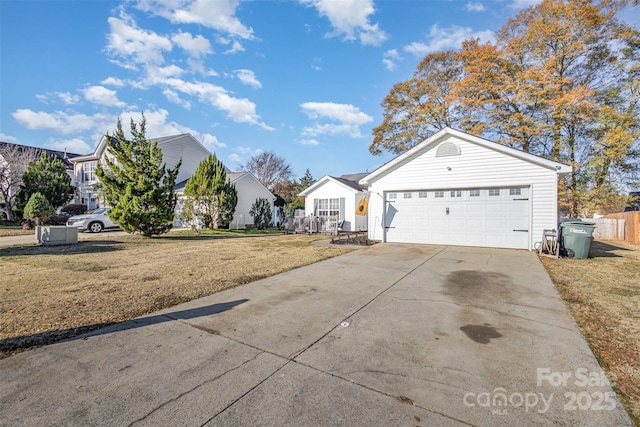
top-left (0, 244), bottom-right (632, 426)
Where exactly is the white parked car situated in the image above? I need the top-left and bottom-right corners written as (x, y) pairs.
top-left (66, 208), bottom-right (118, 233)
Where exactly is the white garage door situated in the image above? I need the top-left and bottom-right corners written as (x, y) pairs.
top-left (384, 187), bottom-right (530, 249)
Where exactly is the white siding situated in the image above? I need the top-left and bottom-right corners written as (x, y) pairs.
top-left (367, 135), bottom-right (559, 250)
top-left (158, 135), bottom-right (210, 184)
top-left (303, 180), bottom-right (361, 231)
top-left (232, 174), bottom-right (274, 226)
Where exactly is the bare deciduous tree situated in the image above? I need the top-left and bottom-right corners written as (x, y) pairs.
top-left (0, 143), bottom-right (39, 221)
top-left (242, 151), bottom-right (293, 191)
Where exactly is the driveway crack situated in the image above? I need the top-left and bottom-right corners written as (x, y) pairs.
top-left (127, 351), bottom-right (268, 427)
top-left (289, 359), bottom-right (476, 426)
top-left (289, 247), bottom-right (449, 360)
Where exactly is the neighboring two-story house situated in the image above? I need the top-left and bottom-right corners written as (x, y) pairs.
top-left (70, 134), bottom-right (275, 227)
top-left (0, 142), bottom-right (80, 219)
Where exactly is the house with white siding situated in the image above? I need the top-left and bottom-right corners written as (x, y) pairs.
top-left (175, 171), bottom-right (275, 229)
top-left (299, 173), bottom-right (368, 232)
top-left (358, 127), bottom-right (571, 250)
top-left (71, 134), bottom-right (275, 228)
top-left (71, 134), bottom-right (209, 210)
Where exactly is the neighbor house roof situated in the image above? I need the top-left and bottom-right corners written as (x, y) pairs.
top-left (0, 141), bottom-right (80, 170)
top-left (69, 133), bottom-right (207, 163)
top-left (359, 127), bottom-right (572, 186)
top-left (175, 170), bottom-right (275, 200)
top-left (299, 173), bottom-right (368, 196)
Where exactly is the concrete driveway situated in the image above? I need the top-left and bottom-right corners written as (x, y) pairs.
top-left (0, 244), bottom-right (632, 426)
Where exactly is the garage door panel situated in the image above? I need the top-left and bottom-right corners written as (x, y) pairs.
top-left (507, 204), bottom-right (528, 215)
top-left (486, 204), bottom-right (505, 214)
top-left (465, 203), bottom-right (486, 215)
top-left (385, 187), bottom-right (529, 249)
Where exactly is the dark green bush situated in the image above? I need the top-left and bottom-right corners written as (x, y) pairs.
top-left (60, 203), bottom-right (87, 216)
top-left (44, 213), bottom-right (70, 226)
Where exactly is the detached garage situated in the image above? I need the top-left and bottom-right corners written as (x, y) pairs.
top-left (359, 128), bottom-right (571, 250)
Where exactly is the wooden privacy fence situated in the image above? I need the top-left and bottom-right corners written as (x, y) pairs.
top-left (592, 211), bottom-right (640, 244)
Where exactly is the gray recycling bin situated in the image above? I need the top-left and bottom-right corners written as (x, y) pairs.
top-left (560, 221), bottom-right (596, 259)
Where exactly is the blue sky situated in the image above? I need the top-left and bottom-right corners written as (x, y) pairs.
top-left (1, 0), bottom-right (638, 180)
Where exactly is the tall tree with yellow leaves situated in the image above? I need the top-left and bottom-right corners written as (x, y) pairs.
top-left (370, 51), bottom-right (464, 155)
top-left (372, 0), bottom-right (640, 216)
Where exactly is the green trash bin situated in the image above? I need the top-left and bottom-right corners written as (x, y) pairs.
top-left (560, 221), bottom-right (596, 259)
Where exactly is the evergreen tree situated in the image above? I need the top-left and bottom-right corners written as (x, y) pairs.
top-left (23, 192), bottom-right (55, 226)
top-left (182, 154), bottom-right (237, 229)
top-left (17, 152), bottom-right (74, 211)
top-left (249, 197), bottom-right (272, 230)
top-left (299, 168), bottom-right (314, 189)
top-left (96, 116), bottom-right (181, 237)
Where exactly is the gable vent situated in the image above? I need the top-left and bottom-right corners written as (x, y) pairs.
top-left (436, 141), bottom-right (461, 157)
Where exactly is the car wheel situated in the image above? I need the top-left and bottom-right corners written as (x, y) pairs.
top-left (88, 222), bottom-right (103, 233)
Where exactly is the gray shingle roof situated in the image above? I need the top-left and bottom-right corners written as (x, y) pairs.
top-left (0, 141), bottom-right (81, 170)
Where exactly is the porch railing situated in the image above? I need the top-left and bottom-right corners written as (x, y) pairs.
top-left (286, 215), bottom-right (341, 235)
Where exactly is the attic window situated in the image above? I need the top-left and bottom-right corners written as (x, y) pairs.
top-left (436, 141), bottom-right (461, 157)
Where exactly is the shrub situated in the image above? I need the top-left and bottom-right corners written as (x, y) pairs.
top-left (23, 192), bottom-right (55, 226)
top-left (60, 203), bottom-right (87, 216)
top-left (44, 213), bottom-right (70, 226)
top-left (249, 197), bottom-right (272, 230)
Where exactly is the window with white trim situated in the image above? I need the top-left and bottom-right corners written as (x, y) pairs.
top-left (509, 188), bottom-right (522, 196)
top-left (83, 161), bottom-right (97, 182)
top-left (434, 191), bottom-right (444, 198)
top-left (388, 193), bottom-right (397, 200)
top-left (489, 189), bottom-right (501, 196)
top-left (418, 192), bottom-right (428, 198)
top-left (470, 189), bottom-right (480, 197)
top-left (403, 192), bottom-right (412, 199)
top-left (315, 198), bottom-right (341, 217)
top-left (450, 190), bottom-right (462, 198)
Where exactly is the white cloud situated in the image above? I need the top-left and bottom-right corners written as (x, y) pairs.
top-left (36, 92), bottom-right (80, 105)
top-left (382, 49), bottom-right (401, 71)
top-left (235, 69), bottom-right (262, 88)
top-left (465, 2), bottom-right (486, 12)
top-left (11, 107), bottom-right (226, 151)
top-left (198, 133), bottom-right (225, 149)
top-left (162, 89), bottom-right (192, 109)
top-left (12, 109), bottom-right (110, 135)
top-left (0, 133), bottom-right (19, 143)
top-left (136, 0), bottom-right (254, 39)
top-left (114, 109), bottom-right (226, 148)
top-left (404, 25), bottom-right (494, 57)
top-left (300, 102), bottom-right (372, 138)
top-left (299, 138), bottom-right (320, 146)
top-left (228, 153), bottom-right (242, 164)
top-left (101, 77), bottom-right (126, 87)
top-left (214, 35), bottom-right (245, 54)
top-left (149, 78), bottom-right (272, 129)
top-left (145, 64), bottom-right (185, 82)
top-left (509, 0), bottom-right (543, 8)
top-left (106, 12), bottom-right (172, 67)
top-left (58, 92), bottom-right (80, 105)
top-left (300, 0), bottom-right (388, 46)
top-left (48, 138), bottom-right (93, 154)
top-left (171, 31), bottom-right (212, 57)
top-left (228, 145), bottom-right (263, 166)
top-left (224, 40), bottom-right (245, 54)
top-left (234, 146), bottom-right (252, 155)
top-left (83, 86), bottom-right (126, 107)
